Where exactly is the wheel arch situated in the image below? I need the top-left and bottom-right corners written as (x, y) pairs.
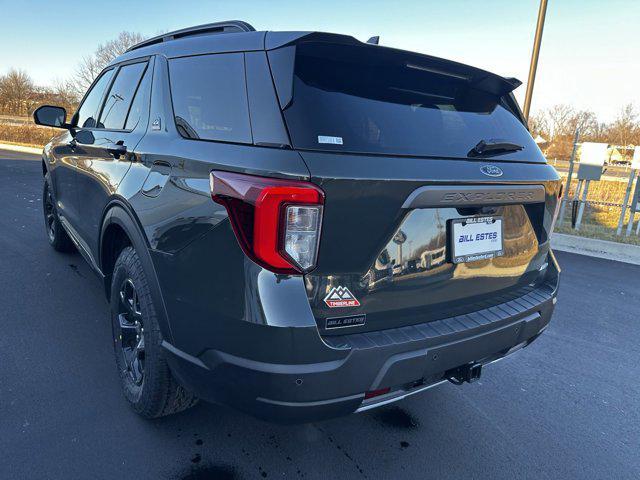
top-left (100, 200), bottom-right (174, 343)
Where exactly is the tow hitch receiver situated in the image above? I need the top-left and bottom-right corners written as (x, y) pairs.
top-left (446, 363), bottom-right (482, 385)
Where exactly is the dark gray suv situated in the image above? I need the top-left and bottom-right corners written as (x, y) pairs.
top-left (34, 21), bottom-right (561, 423)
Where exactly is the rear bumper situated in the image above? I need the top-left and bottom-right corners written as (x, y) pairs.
top-left (164, 253), bottom-right (560, 424)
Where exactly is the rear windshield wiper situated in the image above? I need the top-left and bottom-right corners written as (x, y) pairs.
top-left (468, 139), bottom-right (524, 157)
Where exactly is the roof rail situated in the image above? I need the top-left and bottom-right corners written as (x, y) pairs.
top-left (126, 20), bottom-right (256, 52)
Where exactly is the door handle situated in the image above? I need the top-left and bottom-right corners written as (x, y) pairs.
top-left (107, 141), bottom-right (128, 159)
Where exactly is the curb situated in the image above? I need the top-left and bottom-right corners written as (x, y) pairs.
top-left (0, 142), bottom-right (42, 155)
top-left (551, 233), bottom-right (640, 266)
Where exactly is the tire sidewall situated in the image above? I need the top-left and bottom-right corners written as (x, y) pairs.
top-left (42, 178), bottom-right (74, 252)
top-left (42, 179), bottom-right (60, 246)
top-left (110, 247), bottom-right (162, 413)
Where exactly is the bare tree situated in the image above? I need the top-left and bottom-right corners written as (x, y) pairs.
top-left (71, 31), bottom-right (145, 96)
top-left (528, 111), bottom-right (550, 139)
top-left (529, 102), bottom-right (640, 160)
top-left (51, 79), bottom-right (81, 109)
top-left (0, 69), bottom-right (35, 115)
top-left (609, 103), bottom-right (638, 147)
top-left (591, 121), bottom-right (610, 142)
top-left (567, 110), bottom-right (599, 139)
top-left (545, 104), bottom-right (576, 139)
top-left (530, 107), bottom-right (596, 139)
top-left (31, 79), bottom-right (81, 114)
top-left (0, 32), bottom-right (144, 118)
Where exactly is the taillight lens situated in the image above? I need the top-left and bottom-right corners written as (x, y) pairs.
top-left (210, 170), bottom-right (324, 274)
top-left (283, 205), bottom-right (323, 271)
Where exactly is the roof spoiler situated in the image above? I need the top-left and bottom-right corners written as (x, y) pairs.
top-left (265, 31), bottom-right (522, 97)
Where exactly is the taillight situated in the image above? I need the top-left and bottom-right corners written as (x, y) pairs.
top-left (210, 170), bottom-right (324, 274)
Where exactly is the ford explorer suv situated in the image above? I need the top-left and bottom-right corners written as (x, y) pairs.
top-left (34, 20), bottom-right (561, 423)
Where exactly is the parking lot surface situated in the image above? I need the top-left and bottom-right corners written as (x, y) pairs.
top-left (1, 151), bottom-right (639, 480)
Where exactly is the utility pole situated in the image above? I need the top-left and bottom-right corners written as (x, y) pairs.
top-left (523, 0), bottom-right (549, 121)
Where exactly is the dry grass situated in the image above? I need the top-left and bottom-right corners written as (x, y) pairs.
top-left (0, 123), bottom-right (57, 147)
top-left (557, 210), bottom-right (640, 246)
top-left (557, 174), bottom-right (640, 245)
top-left (562, 176), bottom-right (628, 205)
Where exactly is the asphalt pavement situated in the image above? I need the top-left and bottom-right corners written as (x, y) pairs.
top-left (1, 150), bottom-right (639, 480)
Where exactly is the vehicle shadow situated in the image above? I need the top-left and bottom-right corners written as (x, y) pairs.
top-left (152, 392), bottom-right (437, 480)
top-left (147, 375), bottom-right (542, 480)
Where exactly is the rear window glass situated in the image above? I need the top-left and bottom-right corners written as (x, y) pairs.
top-left (168, 53), bottom-right (252, 144)
top-left (278, 43), bottom-right (539, 159)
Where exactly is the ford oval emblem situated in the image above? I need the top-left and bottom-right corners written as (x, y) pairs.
top-left (480, 165), bottom-right (504, 177)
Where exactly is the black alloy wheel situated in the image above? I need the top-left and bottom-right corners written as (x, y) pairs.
top-left (43, 184), bottom-right (57, 242)
top-left (116, 278), bottom-right (146, 387)
top-left (42, 179), bottom-right (74, 252)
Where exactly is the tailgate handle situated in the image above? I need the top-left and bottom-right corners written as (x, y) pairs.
top-left (401, 185), bottom-right (546, 209)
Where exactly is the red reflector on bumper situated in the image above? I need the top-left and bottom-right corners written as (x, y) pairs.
top-left (364, 387), bottom-right (391, 400)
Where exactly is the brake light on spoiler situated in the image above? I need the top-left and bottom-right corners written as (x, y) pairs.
top-left (210, 171), bottom-right (324, 275)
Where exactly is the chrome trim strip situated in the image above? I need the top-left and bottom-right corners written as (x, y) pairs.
top-left (402, 184), bottom-right (546, 209)
top-left (356, 380), bottom-right (449, 413)
top-left (256, 393), bottom-right (364, 408)
top-left (58, 215), bottom-right (102, 275)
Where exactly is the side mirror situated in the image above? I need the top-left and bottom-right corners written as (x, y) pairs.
top-left (33, 105), bottom-right (69, 129)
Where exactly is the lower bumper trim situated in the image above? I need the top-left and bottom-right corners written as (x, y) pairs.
top-left (356, 379), bottom-right (449, 413)
top-left (256, 392), bottom-right (364, 409)
top-left (356, 330), bottom-right (535, 413)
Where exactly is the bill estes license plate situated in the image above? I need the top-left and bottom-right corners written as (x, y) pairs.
top-left (450, 216), bottom-right (504, 264)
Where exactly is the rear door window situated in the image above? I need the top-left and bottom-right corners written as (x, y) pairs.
top-left (75, 69), bottom-right (115, 128)
top-left (168, 53), bottom-right (252, 144)
top-left (98, 61), bottom-right (147, 130)
top-left (124, 65), bottom-right (152, 131)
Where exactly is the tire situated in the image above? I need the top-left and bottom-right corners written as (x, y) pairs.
top-left (42, 179), bottom-right (75, 252)
top-left (110, 246), bottom-right (198, 418)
